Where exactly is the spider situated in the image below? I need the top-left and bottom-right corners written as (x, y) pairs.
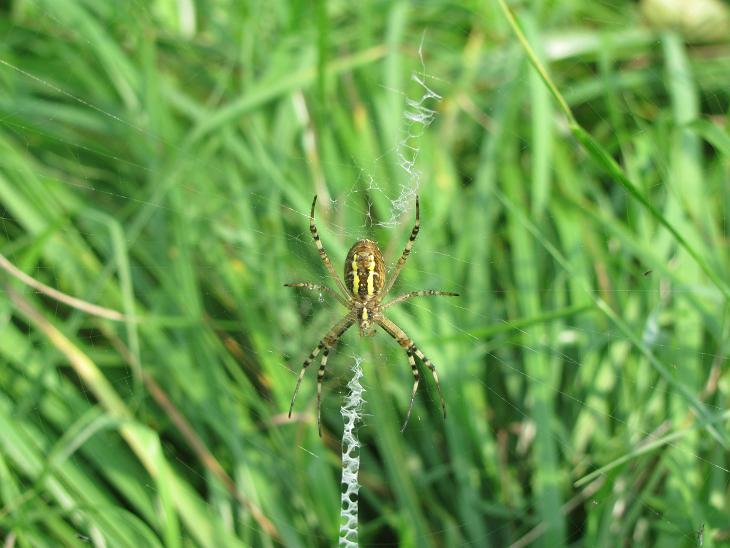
top-left (285, 195), bottom-right (459, 436)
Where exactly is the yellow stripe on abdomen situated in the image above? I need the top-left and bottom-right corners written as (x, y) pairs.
top-left (366, 254), bottom-right (375, 296)
top-left (351, 257), bottom-right (360, 296)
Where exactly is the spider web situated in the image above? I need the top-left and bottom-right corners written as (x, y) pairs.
top-left (0, 4), bottom-right (727, 547)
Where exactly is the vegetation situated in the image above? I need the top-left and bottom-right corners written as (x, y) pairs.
top-left (1, 0), bottom-right (729, 546)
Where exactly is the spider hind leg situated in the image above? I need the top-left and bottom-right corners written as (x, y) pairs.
top-left (401, 348), bottom-right (420, 432)
top-left (316, 349), bottom-right (330, 437)
top-left (375, 317), bottom-right (447, 431)
top-left (288, 315), bottom-right (354, 436)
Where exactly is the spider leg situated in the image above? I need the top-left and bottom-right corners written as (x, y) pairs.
top-left (288, 314), bottom-right (354, 432)
top-left (382, 290), bottom-right (459, 310)
top-left (412, 345), bottom-right (446, 419)
top-left (381, 195), bottom-right (420, 297)
top-left (316, 349), bottom-right (330, 437)
top-left (308, 195), bottom-right (352, 299)
top-left (375, 317), bottom-right (447, 430)
top-left (402, 348), bottom-right (420, 432)
top-left (284, 282), bottom-right (351, 308)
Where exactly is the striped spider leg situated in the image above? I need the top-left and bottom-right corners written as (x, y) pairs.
top-left (287, 314), bottom-right (355, 436)
top-left (375, 316), bottom-right (448, 432)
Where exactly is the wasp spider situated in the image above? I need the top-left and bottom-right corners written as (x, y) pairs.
top-left (285, 195), bottom-right (458, 435)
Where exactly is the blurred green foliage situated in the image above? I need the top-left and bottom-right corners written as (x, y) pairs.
top-left (0, 0), bottom-right (729, 546)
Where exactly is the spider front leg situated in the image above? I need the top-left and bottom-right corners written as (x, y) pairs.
top-left (308, 195), bottom-right (352, 299)
top-left (381, 195), bottom-right (420, 296)
top-left (288, 314), bottom-right (354, 436)
top-left (376, 317), bottom-right (447, 431)
top-left (284, 282), bottom-right (351, 308)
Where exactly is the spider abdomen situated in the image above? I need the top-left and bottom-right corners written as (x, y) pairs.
top-left (344, 239), bottom-right (385, 300)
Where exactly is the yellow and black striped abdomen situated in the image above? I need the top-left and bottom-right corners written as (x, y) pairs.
top-left (344, 239), bottom-right (385, 300)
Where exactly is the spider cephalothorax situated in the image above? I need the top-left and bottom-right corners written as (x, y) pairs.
top-left (285, 195), bottom-right (458, 436)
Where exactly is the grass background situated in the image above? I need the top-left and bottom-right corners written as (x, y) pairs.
top-left (1, 0), bottom-right (729, 546)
